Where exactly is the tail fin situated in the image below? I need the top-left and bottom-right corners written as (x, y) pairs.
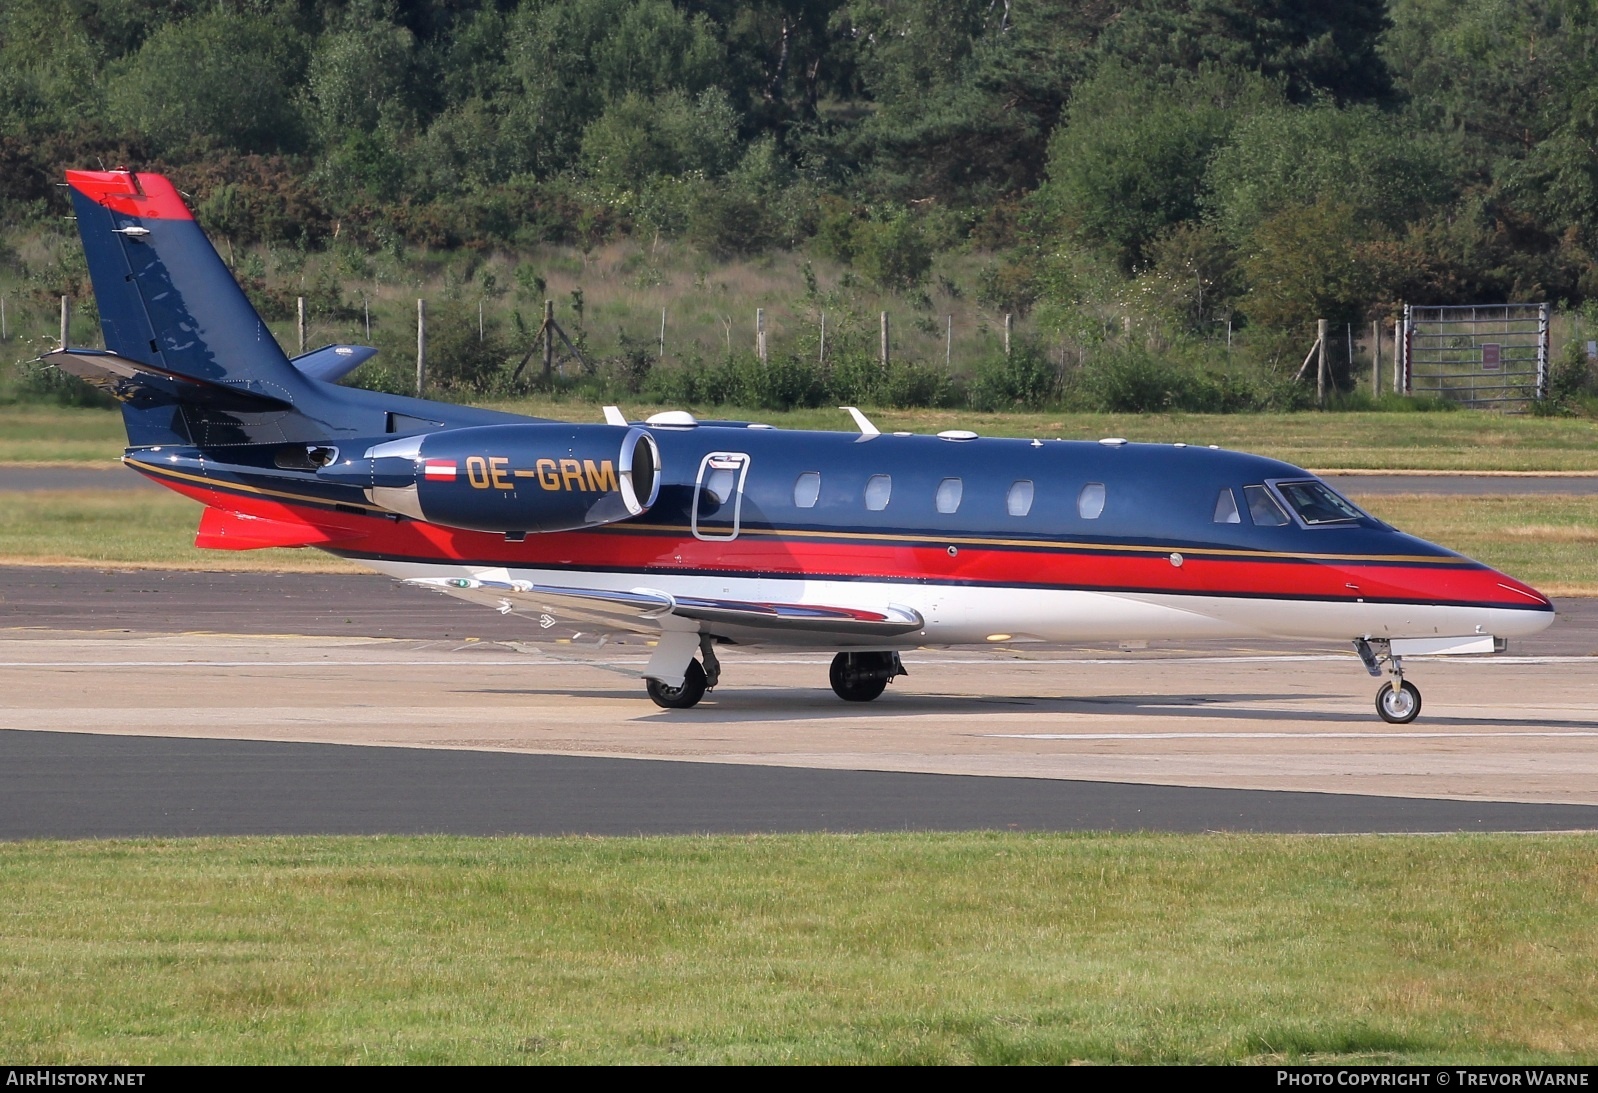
top-left (62, 170), bottom-right (317, 445)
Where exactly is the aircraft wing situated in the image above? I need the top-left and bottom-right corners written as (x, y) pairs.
top-left (404, 576), bottom-right (924, 640)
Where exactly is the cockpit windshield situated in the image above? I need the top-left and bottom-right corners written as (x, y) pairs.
top-left (1274, 479), bottom-right (1366, 525)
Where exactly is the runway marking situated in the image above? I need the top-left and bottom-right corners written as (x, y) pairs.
top-left (0, 654), bottom-right (1592, 668)
top-left (987, 731), bottom-right (1598, 740)
top-left (0, 660), bottom-right (542, 668)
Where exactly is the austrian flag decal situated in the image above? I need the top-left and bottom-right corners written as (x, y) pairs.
top-left (423, 460), bottom-right (458, 481)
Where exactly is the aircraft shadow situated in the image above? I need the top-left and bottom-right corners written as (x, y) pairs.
top-left (457, 687), bottom-right (1598, 730)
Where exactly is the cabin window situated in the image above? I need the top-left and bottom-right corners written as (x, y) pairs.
top-left (702, 466), bottom-right (738, 507)
top-left (1077, 482), bottom-right (1106, 520)
top-left (793, 471), bottom-right (821, 509)
top-left (935, 477), bottom-right (963, 514)
top-left (1275, 479), bottom-right (1364, 525)
top-left (1244, 484), bottom-right (1290, 526)
top-left (1007, 480), bottom-right (1034, 517)
top-left (1213, 487), bottom-right (1241, 524)
top-left (865, 474), bottom-right (892, 511)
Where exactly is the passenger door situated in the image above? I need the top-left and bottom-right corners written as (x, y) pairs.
top-left (692, 452), bottom-right (751, 541)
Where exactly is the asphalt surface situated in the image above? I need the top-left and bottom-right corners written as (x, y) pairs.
top-left (5, 730), bottom-right (1597, 838)
top-left (9, 466), bottom-right (1598, 494)
top-left (2, 565), bottom-right (1597, 837)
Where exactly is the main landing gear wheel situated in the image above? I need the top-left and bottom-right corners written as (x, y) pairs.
top-left (1376, 680), bottom-right (1422, 725)
top-left (829, 652), bottom-right (902, 702)
top-left (647, 659), bottom-right (707, 710)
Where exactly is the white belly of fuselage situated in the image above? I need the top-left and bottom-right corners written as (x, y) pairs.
top-left (360, 559), bottom-right (1553, 648)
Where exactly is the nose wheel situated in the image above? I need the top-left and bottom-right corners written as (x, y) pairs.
top-left (1354, 639), bottom-right (1423, 724)
top-left (1375, 679), bottom-right (1422, 724)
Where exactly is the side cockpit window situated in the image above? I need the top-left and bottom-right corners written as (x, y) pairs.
top-left (1244, 485), bottom-right (1290, 527)
top-left (1276, 479), bottom-right (1365, 525)
top-left (1213, 488), bottom-right (1241, 524)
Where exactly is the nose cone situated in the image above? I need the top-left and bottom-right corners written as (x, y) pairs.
top-left (1407, 548), bottom-right (1555, 638)
top-left (1479, 566), bottom-right (1557, 636)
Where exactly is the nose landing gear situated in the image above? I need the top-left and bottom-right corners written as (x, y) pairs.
top-left (1354, 638), bottom-right (1422, 724)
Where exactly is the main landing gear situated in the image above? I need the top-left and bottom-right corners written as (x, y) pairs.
top-left (829, 651), bottom-right (905, 702)
top-left (646, 645), bottom-right (907, 709)
top-left (1354, 638), bottom-right (1422, 724)
top-left (645, 637), bottom-right (722, 710)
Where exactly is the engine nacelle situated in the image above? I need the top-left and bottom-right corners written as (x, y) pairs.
top-left (321, 423), bottom-right (660, 534)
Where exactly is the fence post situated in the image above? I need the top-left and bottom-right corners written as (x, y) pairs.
top-left (819, 311), bottom-right (826, 365)
top-left (1316, 318), bottom-right (1329, 407)
top-left (543, 300), bottom-right (554, 384)
top-left (1004, 313), bottom-right (1012, 357)
top-left (297, 296), bottom-right (306, 354)
top-left (659, 307), bottom-right (666, 360)
top-left (756, 308), bottom-right (767, 363)
top-left (60, 295), bottom-right (69, 348)
top-left (1398, 304), bottom-right (1409, 395)
top-left (1371, 320), bottom-right (1381, 398)
top-left (946, 315), bottom-right (953, 367)
top-left (416, 299), bottom-right (426, 396)
top-left (1537, 302), bottom-right (1550, 401)
top-left (1, 296), bottom-right (7, 342)
top-left (364, 298), bottom-right (371, 342)
top-left (880, 311), bottom-right (890, 368)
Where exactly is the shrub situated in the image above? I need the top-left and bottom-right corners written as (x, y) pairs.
top-left (966, 344), bottom-right (1059, 411)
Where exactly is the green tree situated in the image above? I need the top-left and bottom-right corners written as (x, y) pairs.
top-left (1203, 102), bottom-right (1457, 246)
top-left (834, 0), bottom-right (1117, 204)
top-left (1035, 62), bottom-right (1277, 270)
top-left (579, 88), bottom-right (742, 189)
top-left (1100, 0), bottom-right (1393, 105)
top-left (106, 9), bottom-right (310, 157)
top-left (1240, 198), bottom-right (1377, 340)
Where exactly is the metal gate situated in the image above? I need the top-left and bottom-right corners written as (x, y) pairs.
top-left (1399, 303), bottom-right (1548, 409)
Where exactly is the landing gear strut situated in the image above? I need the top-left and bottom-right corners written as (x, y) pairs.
top-left (645, 635), bottom-right (722, 710)
top-left (1354, 638), bottom-right (1422, 724)
top-left (829, 651), bottom-right (905, 702)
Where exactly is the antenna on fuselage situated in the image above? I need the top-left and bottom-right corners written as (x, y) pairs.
top-left (840, 406), bottom-right (880, 439)
top-left (602, 405), bottom-right (627, 426)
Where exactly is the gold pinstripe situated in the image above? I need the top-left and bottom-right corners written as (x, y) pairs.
top-left (125, 457), bottom-right (390, 514)
top-left (128, 457), bottom-right (1473, 567)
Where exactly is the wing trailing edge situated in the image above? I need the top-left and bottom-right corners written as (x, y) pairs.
top-left (404, 577), bottom-right (926, 640)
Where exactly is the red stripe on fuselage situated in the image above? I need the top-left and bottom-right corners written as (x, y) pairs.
top-left (65, 170), bottom-right (194, 221)
top-left (154, 477), bottom-right (1549, 611)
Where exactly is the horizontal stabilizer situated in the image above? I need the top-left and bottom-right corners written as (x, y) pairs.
top-left (196, 508), bottom-right (365, 551)
top-left (291, 344), bottom-right (378, 383)
top-left (42, 349), bottom-right (291, 412)
top-left (405, 577), bottom-right (925, 639)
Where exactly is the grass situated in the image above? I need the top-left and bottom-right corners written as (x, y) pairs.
top-left (0, 833), bottom-right (1595, 1064)
top-left (0, 487), bottom-right (1592, 593)
top-left (0, 490), bottom-right (360, 572)
top-left (1350, 494), bottom-right (1598, 597)
top-left (0, 406), bottom-right (128, 464)
top-left (4, 402), bottom-right (1598, 470)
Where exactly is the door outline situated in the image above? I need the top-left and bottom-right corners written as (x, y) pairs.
top-left (692, 451), bottom-right (751, 541)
